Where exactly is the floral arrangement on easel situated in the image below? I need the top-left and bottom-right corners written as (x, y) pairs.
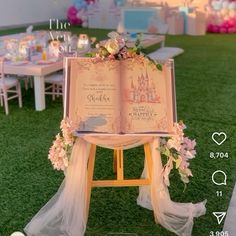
top-left (48, 118), bottom-right (197, 186)
top-left (160, 121), bottom-right (196, 186)
top-left (86, 31), bottom-right (162, 71)
top-left (48, 118), bottom-right (76, 171)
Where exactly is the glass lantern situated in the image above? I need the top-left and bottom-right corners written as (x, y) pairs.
top-left (77, 34), bottom-right (91, 55)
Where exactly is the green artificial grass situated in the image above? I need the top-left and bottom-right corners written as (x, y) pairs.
top-left (0, 26), bottom-right (236, 236)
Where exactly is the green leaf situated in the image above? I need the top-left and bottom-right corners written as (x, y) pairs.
top-left (156, 63), bottom-right (162, 71)
top-left (161, 147), bottom-right (170, 157)
top-left (183, 183), bottom-right (187, 193)
top-left (85, 52), bottom-right (96, 58)
top-left (172, 152), bottom-right (179, 160)
top-left (135, 39), bottom-right (141, 47)
top-left (175, 158), bottom-right (182, 169)
top-left (158, 146), bottom-right (166, 153)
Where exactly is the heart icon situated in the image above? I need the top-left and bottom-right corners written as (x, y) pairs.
top-left (212, 132), bottom-right (227, 145)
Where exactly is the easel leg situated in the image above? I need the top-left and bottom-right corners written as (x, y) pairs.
top-left (86, 143), bottom-right (159, 224)
top-left (113, 149), bottom-right (117, 173)
top-left (86, 144), bottom-right (96, 222)
top-left (117, 149), bottom-right (124, 180)
top-left (113, 148), bottom-right (124, 179)
top-left (144, 143), bottom-right (153, 180)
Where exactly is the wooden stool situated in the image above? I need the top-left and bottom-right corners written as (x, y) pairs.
top-left (86, 143), bottom-right (153, 221)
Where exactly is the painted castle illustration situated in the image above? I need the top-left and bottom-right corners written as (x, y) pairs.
top-left (128, 71), bottom-right (161, 103)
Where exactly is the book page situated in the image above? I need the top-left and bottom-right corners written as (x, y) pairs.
top-left (68, 58), bottom-right (121, 133)
top-left (120, 57), bottom-right (174, 134)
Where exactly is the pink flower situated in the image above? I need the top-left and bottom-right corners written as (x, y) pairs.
top-left (48, 134), bottom-right (66, 171)
top-left (48, 118), bottom-right (76, 171)
top-left (160, 138), bottom-right (166, 145)
top-left (179, 158), bottom-right (190, 169)
top-left (108, 54), bottom-right (115, 59)
top-left (60, 118), bottom-right (75, 146)
top-left (183, 137), bottom-right (196, 150)
top-left (173, 122), bottom-right (186, 137)
top-left (160, 121), bottom-right (197, 185)
top-left (190, 149), bottom-right (196, 156)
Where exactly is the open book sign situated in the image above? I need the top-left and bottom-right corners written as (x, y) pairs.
top-left (64, 57), bottom-right (177, 136)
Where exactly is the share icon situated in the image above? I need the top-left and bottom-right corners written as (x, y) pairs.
top-left (213, 212), bottom-right (227, 225)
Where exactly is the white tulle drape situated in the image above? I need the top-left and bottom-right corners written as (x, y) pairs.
top-left (24, 136), bottom-right (206, 236)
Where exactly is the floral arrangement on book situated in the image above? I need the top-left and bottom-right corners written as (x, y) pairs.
top-left (48, 118), bottom-right (197, 186)
top-left (86, 31), bottom-right (162, 71)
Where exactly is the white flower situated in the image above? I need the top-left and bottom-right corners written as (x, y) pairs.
top-left (63, 157), bottom-right (69, 168)
top-left (166, 138), bottom-right (181, 151)
top-left (107, 31), bottom-right (120, 39)
top-left (104, 39), bottom-right (120, 55)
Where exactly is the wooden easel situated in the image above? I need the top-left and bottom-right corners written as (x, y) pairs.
top-left (86, 143), bottom-right (153, 220)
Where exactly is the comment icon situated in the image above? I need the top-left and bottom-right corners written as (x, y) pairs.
top-left (212, 170), bottom-right (227, 186)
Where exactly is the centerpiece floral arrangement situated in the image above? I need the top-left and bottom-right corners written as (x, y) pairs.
top-left (86, 31), bottom-right (162, 71)
top-left (48, 119), bottom-right (197, 186)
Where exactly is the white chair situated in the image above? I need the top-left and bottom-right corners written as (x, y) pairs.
top-left (17, 76), bottom-right (33, 90)
top-left (0, 57), bottom-right (22, 115)
top-left (44, 72), bottom-right (64, 104)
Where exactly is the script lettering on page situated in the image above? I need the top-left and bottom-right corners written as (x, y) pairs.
top-left (68, 59), bottom-right (121, 133)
